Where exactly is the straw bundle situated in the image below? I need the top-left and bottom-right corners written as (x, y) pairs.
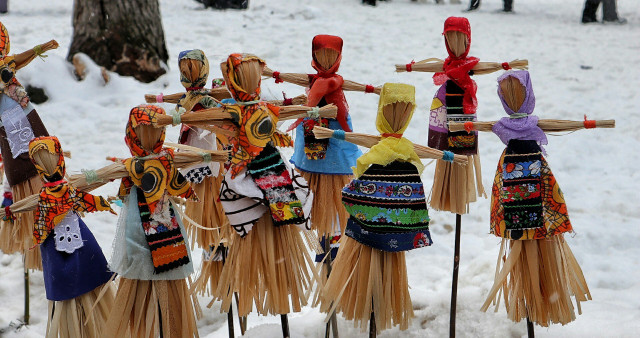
top-left (46, 283), bottom-right (116, 338)
top-left (213, 213), bottom-right (315, 317)
top-left (448, 119), bottom-right (615, 133)
top-left (153, 104), bottom-right (338, 128)
top-left (262, 66), bottom-right (381, 94)
top-left (11, 176), bottom-right (43, 269)
top-left (144, 87), bottom-right (231, 104)
top-left (105, 278), bottom-right (201, 338)
top-left (395, 59), bottom-right (528, 74)
top-left (14, 40), bottom-right (59, 70)
top-left (320, 235), bottom-right (412, 333)
top-left (314, 48), bottom-right (339, 71)
top-left (499, 76), bottom-right (525, 111)
top-left (312, 126), bottom-right (468, 165)
top-left (481, 236), bottom-right (591, 326)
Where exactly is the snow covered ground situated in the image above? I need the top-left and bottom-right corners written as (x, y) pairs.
top-left (0, 0), bottom-right (638, 337)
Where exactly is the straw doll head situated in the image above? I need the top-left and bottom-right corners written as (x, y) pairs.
top-left (443, 17), bottom-right (471, 59)
top-left (124, 105), bottom-right (166, 156)
top-left (220, 53), bottom-right (264, 102)
top-left (312, 35), bottom-right (343, 74)
top-left (492, 70), bottom-right (547, 147)
top-left (179, 49), bottom-right (209, 91)
top-left (29, 136), bottom-right (65, 185)
top-left (354, 83), bottom-right (423, 177)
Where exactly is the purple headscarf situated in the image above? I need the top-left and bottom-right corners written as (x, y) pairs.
top-left (492, 70), bottom-right (547, 149)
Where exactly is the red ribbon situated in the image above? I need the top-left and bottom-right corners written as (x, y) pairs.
top-left (365, 85), bottom-right (375, 93)
top-left (186, 86), bottom-right (204, 91)
top-left (44, 180), bottom-right (67, 187)
top-left (381, 133), bottom-right (403, 138)
top-left (501, 62), bottom-right (511, 70)
top-left (464, 121), bottom-right (475, 133)
top-left (4, 206), bottom-right (13, 220)
top-left (406, 60), bottom-right (416, 72)
top-left (283, 98), bottom-right (293, 105)
top-left (583, 115), bottom-right (596, 129)
top-left (273, 71), bottom-right (283, 83)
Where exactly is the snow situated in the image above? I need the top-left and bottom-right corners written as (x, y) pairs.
top-left (0, 0), bottom-right (639, 337)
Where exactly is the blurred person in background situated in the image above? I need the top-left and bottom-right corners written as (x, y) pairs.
top-left (467, 0), bottom-right (513, 12)
top-left (582, 0), bottom-right (627, 24)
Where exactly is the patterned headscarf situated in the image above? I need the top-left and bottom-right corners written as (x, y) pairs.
top-left (492, 70), bottom-right (547, 147)
top-left (118, 105), bottom-right (196, 212)
top-left (433, 17), bottom-right (479, 115)
top-left (29, 136), bottom-right (114, 245)
top-left (222, 53), bottom-right (292, 178)
top-left (177, 49), bottom-right (214, 112)
top-left (354, 83), bottom-right (423, 177)
top-left (0, 22), bottom-right (27, 107)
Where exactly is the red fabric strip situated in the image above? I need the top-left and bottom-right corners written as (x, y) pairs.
top-left (502, 62), bottom-right (512, 70)
top-left (584, 115), bottom-right (596, 129)
top-left (381, 133), bottom-right (403, 138)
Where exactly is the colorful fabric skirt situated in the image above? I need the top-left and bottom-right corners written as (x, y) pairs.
top-left (41, 214), bottom-right (113, 301)
top-left (110, 188), bottom-right (194, 280)
top-left (428, 81), bottom-right (478, 155)
top-left (490, 139), bottom-right (572, 240)
top-left (290, 116), bottom-right (361, 175)
top-left (342, 161), bottom-right (432, 252)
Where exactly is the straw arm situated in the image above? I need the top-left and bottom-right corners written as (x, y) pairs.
top-left (278, 104), bottom-right (337, 120)
top-left (448, 119), bottom-right (615, 133)
top-left (312, 126), bottom-right (467, 164)
top-left (395, 58), bottom-right (527, 74)
top-left (14, 40), bottom-right (60, 70)
top-left (145, 87), bottom-right (233, 104)
top-left (68, 149), bottom-right (229, 192)
top-left (0, 194), bottom-right (39, 219)
top-left (153, 107), bottom-right (230, 127)
top-left (268, 94), bottom-right (308, 106)
top-left (342, 80), bottom-right (382, 94)
top-left (263, 66), bottom-right (310, 87)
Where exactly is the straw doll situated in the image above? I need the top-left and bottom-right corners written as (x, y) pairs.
top-left (0, 21), bottom-right (59, 269)
top-left (204, 53), bottom-right (316, 322)
top-left (313, 83), bottom-right (467, 333)
top-left (103, 104), bottom-right (228, 338)
top-left (169, 49), bottom-right (233, 300)
top-left (448, 70), bottom-right (615, 328)
top-left (24, 136), bottom-right (115, 337)
top-left (263, 34), bottom-right (381, 269)
top-left (395, 16), bottom-right (528, 214)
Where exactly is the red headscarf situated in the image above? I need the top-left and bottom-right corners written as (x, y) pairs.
top-left (434, 17), bottom-right (479, 115)
top-left (296, 35), bottom-right (350, 132)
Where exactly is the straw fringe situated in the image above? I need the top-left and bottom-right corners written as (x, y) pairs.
top-left (320, 236), bottom-right (413, 333)
top-left (481, 235), bottom-right (591, 326)
top-left (105, 278), bottom-right (201, 338)
top-left (11, 175), bottom-right (43, 270)
top-left (300, 171), bottom-right (351, 237)
top-left (184, 174), bottom-right (230, 250)
top-left (429, 155), bottom-right (485, 215)
top-left (213, 213), bottom-right (316, 317)
top-left (46, 283), bottom-right (115, 338)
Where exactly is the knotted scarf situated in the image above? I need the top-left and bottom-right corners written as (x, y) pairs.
top-left (354, 83), bottom-right (424, 178)
top-left (29, 136), bottom-right (113, 245)
top-left (118, 105), bottom-right (196, 273)
top-left (433, 17), bottom-right (479, 115)
top-left (222, 53), bottom-right (292, 179)
top-left (492, 70), bottom-right (547, 148)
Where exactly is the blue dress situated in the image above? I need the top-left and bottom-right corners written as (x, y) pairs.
top-left (40, 213), bottom-right (114, 301)
top-left (290, 116), bottom-right (361, 175)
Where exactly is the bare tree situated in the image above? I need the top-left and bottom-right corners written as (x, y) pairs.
top-left (67, 0), bottom-right (168, 83)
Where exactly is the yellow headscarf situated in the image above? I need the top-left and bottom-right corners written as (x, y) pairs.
top-left (354, 83), bottom-right (424, 178)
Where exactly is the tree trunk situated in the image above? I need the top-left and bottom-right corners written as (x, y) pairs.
top-left (67, 0), bottom-right (168, 83)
